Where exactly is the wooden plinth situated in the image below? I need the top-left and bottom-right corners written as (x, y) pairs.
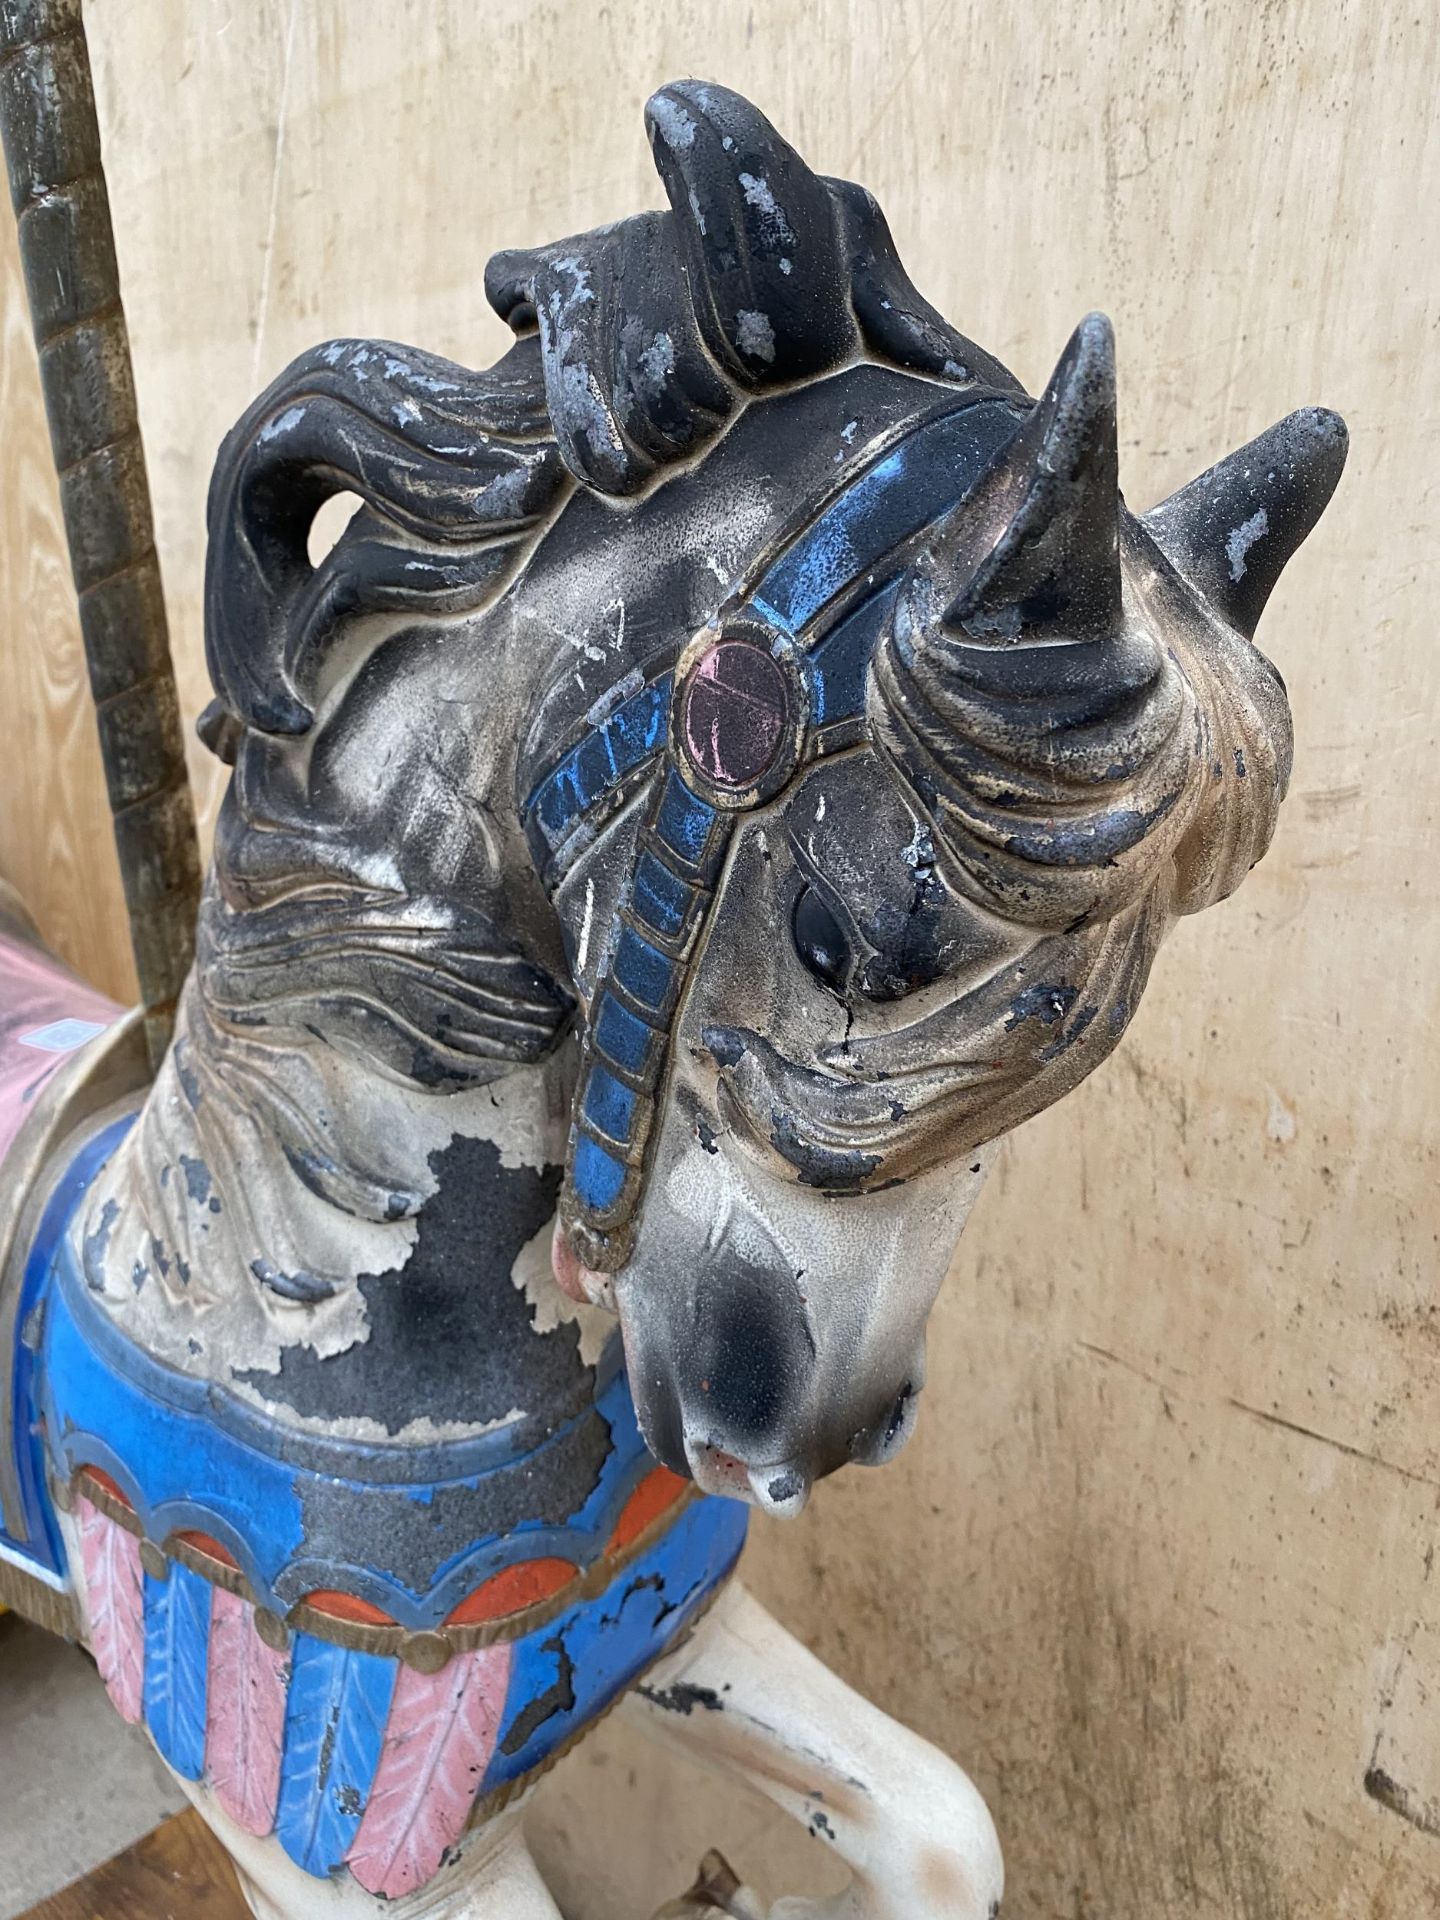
top-left (19, 1810), bottom-right (249, 1919)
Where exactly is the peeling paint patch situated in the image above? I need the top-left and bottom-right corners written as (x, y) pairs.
top-left (82, 1196), bottom-right (119, 1292)
top-left (737, 170), bottom-right (796, 245)
top-left (735, 309), bottom-right (776, 363)
top-left (1226, 506), bottom-right (1268, 581)
top-left (648, 92), bottom-right (696, 151)
top-left (637, 1679), bottom-right (725, 1716)
top-left (257, 404), bottom-right (305, 445)
top-left (1004, 981), bottom-right (1078, 1032)
top-left (510, 1215), bottom-right (611, 1368)
top-left (636, 332), bottom-right (675, 395)
top-left (500, 1630), bottom-right (576, 1753)
top-left (178, 1153), bottom-right (211, 1205)
top-left (769, 1110), bottom-right (880, 1190)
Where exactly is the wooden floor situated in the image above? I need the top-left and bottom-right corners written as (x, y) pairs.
top-left (20, 1811), bottom-right (249, 1920)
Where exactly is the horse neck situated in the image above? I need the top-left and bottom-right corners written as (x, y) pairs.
top-left (72, 972), bottom-right (594, 1438)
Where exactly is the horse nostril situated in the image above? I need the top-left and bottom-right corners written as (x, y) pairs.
top-left (884, 1382), bottom-right (916, 1449)
top-left (849, 1381), bottom-right (919, 1467)
top-left (684, 1439), bottom-right (752, 1499)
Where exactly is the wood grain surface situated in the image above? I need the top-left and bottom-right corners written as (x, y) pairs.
top-left (0, 194), bottom-right (136, 1004)
top-left (18, 1812), bottom-right (246, 1920)
top-left (0, 4), bottom-right (1433, 1916)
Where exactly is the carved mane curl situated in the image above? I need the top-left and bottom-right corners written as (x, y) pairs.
top-left (200, 81), bottom-right (1014, 751)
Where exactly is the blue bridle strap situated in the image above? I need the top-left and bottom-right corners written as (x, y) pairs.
top-left (522, 396), bottom-right (1026, 1263)
top-left (525, 675), bottom-right (673, 878)
top-left (524, 400), bottom-right (1028, 878)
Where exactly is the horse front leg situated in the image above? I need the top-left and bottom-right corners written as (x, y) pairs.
top-left (623, 1580), bottom-right (1003, 1920)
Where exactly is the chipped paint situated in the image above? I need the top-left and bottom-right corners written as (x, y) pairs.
top-left (734, 309), bottom-right (776, 362)
top-left (1226, 506), bottom-right (1269, 581)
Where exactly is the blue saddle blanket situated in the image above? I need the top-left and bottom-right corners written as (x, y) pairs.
top-left (7, 1116), bottom-right (747, 1885)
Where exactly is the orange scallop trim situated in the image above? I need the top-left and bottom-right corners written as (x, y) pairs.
top-left (444, 1557), bottom-right (577, 1626)
top-left (304, 1590), bottom-right (399, 1626)
top-left (80, 1466), bottom-right (132, 1509)
top-left (74, 1463), bottom-right (687, 1630)
top-left (175, 1530), bottom-right (239, 1570)
top-left (607, 1466), bottom-right (689, 1551)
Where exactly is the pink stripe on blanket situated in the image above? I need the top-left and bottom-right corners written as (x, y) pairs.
top-left (346, 1645), bottom-right (512, 1898)
top-left (76, 1494), bottom-right (145, 1724)
top-left (205, 1587), bottom-right (290, 1837)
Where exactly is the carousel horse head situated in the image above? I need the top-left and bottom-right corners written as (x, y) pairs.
top-left (195, 81), bottom-right (1345, 1512)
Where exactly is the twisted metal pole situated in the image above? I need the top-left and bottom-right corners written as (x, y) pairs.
top-left (0, 0), bottom-right (199, 1069)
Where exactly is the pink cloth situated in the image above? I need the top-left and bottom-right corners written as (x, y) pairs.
top-left (0, 929), bottom-right (122, 1164)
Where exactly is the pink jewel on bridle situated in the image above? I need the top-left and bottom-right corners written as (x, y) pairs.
top-left (679, 637), bottom-right (791, 791)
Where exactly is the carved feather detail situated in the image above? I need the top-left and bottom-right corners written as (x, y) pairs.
top-left (346, 1646), bottom-right (512, 1899)
top-left (143, 1560), bottom-right (212, 1779)
top-left (275, 1634), bottom-right (397, 1877)
top-left (206, 1587), bottom-right (289, 1836)
top-left (76, 1494), bottom-right (145, 1724)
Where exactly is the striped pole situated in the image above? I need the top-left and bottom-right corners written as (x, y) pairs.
top-left (0, 0), bottom-right (199, 1069)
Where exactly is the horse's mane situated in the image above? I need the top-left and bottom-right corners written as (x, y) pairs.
top-left (201, 81), bottom-right (1017, 749)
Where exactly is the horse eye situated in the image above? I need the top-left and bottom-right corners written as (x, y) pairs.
top-left (792, 886), bottom-right (851, 994)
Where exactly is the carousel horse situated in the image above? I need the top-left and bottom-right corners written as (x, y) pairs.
top-left (0, 80), bottom-right (1344, 1920)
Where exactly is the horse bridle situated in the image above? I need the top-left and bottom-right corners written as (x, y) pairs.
top-left (522, 394), bottom-right (1026, 1269)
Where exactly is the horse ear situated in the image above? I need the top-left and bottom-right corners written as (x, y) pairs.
top-left (866, 315), bottom-right (1196, 933)
top-left (945, 312), bottom-right (1121, 641)
top-left (1142, 407), bottom-right (1347, 638)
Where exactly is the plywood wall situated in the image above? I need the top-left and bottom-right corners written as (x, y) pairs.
top-left (2, 2), bottom-right (1435, 1912)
